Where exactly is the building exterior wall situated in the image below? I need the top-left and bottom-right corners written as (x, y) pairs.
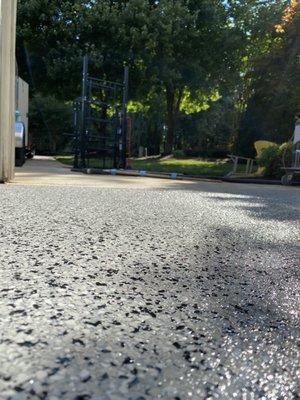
top-left (0, 0), bottom-right (17, 182)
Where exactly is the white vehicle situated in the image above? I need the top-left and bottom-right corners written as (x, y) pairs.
top-left (15, 76), bottom-right (34, 166)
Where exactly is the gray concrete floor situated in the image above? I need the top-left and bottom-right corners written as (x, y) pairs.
top-left (0, 156), bottom-right (299, 400)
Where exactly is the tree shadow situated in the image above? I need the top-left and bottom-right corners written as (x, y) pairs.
top-left (156, 179), bottom-right (300, 223)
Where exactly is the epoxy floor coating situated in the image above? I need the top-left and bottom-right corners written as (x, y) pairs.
top-left (0, 167), bottom-right (299, 399)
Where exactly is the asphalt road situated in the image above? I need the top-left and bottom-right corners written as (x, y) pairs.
top-left (0, 158), bottom-right (299, 399)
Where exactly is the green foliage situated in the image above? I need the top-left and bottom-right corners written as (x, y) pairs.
top-left (172, 150), bottom-right (185, 159)
top-left (29, 94), bottom-right (72, 154)
top-left (144, 0), bottom-right (243, 152)
top-left (232, 1), bottom-right (300, 151)
top-left (257, 141), bottom-right (294, 178)
top-left (257, 144), bottom-right (281, 177)
top-left (17, 0), bottom-right (244, 154)
top-left (17, 0), bottom-right (298, 158)
top-left (176, 97), bottom-right (234, 157)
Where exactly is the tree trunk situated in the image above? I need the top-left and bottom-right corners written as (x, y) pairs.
top-left (165, 85), bottom-right (183, 154)
top-left (165, 85), bottom-right (175, 154)
top-left (150, 123), bottom-right (162, 155)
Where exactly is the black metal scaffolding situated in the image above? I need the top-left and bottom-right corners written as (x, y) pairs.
top-left (73, 56), bottom-right (129, 169)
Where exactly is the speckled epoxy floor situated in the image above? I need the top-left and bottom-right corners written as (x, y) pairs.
top-left (0, 180), bottom-right (299, 400)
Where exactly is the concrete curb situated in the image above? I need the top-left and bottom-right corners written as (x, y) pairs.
top-left (222, 177), bottom-right (300, 186)
top-left (70, 167), bottom-right (300, 186)
top-left (222, 177), bottom-right (281, 185)
top-left (71, 168), bottom-right (223, 183)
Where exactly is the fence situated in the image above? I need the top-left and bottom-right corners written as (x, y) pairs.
top-left (72, 56), bottom-right (129, 170)
top-left (227, 154), bottom-right (256, 176)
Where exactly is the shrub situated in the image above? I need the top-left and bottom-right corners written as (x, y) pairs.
top-left (257, 142), bottom-right (293, 178)
top-left (29, 94), bottom-right (73, 154)
top-left (279, 141), bottom-right (294, 168)
top-left (173, 149), bottom-right (185, 159)
top-left (254, 140), bottom-right (277, 157)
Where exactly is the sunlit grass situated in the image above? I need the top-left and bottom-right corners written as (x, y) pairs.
top-left (56, 155), bottom-right (237, 177)
top-left (131, 158), bottom-right (236, 177)
top-left (55, 155), bottom-right (74, 166)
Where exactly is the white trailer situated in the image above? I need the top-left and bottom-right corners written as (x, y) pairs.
top-left (15, 76), bottom-right (34, 166)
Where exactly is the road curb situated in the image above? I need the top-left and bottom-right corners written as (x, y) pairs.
top-left (222, 177), bottom-right (300, 186)
top-left (222, 177), bottom-right (281, 185)
top-left (70, 167), bottom-right (300, 186)
top-left (71, 168), bottom-right (223, 183)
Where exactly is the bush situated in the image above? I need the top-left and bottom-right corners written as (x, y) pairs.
top-left (172, 149), bottom-right (185, 159)
top-left (29, 94), bottom-right (73, 154)
top-left (279, 141), bottom-right (294, 168)
top-left (254, 140), bottom-right (277, 157)
top-left (257, 142), bottom-right (293, 178)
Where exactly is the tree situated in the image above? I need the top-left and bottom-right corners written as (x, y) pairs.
top-left (234, 0), bottom-right (300, 155)
top-left (17, 0), bottom-right (98, 98)
top-left (29, 94), bottom-right (73, 153)
top-left (176, 97), bottom-right (235, 156)
top-left (141, 0), bottom-right (243, 153)
top-left (17, 0), bottom-right (297, 157)
top-left (17, 0), bottom-right (244, 154)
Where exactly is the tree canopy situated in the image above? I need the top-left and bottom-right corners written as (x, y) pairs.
top-left (16, 0), bottom-right (299, 155)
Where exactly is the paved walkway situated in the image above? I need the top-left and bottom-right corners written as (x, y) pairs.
top-left (14, 156), bottom-right (199, 188)
top-left (1, 156), bottom-right (299, 400)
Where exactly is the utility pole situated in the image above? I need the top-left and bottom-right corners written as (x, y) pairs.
top-left (0, 0), bottom-right (17, 182)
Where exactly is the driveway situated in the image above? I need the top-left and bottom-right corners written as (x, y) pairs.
top-left (1, 156), bottom-right (299, 399)
top-left (14, 156), bottom-right (202, 188)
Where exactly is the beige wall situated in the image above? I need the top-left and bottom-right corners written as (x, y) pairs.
top-left (0, 0), bottom-right (17, 182)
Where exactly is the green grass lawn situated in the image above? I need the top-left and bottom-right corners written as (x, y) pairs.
top-left (131, 158), bottom-right (237, 177)
top-left (56, 155), bottom-right (236, 177)
top-left (55, 155), bottom-right (74, 166)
